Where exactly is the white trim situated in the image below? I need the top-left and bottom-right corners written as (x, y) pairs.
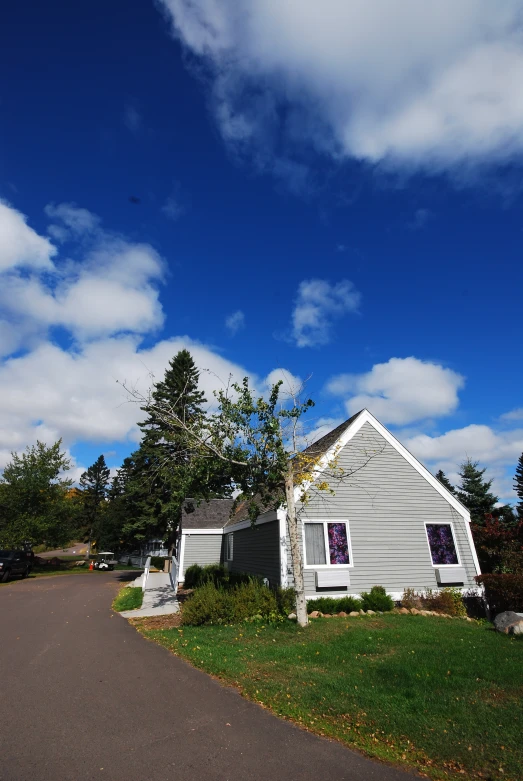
top-left (424, 521), bottom-right (462, 567)
top-left (278, 508), bottom-right (288, 588)
top-left (302, 518), bottom-right (354, 569)
top-left (223, 509), bottom-right (278, 534)
top-left (295, 409), bottom-right (471, 521)
top-left (181, 528), bottom-right (224, 535)
top-left (463, 516), bottom-right (482, 575)
top-left (178, 533), bottom-right (187, 580)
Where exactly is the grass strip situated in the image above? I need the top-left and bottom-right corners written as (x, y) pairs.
top-left (140, 614), bottom-right (522, 781)
top-left (113, 586), bottom-right (144, 612)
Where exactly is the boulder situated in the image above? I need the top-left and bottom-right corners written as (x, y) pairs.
top-left (410, 608), bottom-right (420, 615)
top-left (323, 613), bottom-right (333, 618)
top-left (366, 609), bottom-right (376, 615)
top-left (359, 609), bottom-right (366, 616)
top-left (349, 611), bottom-right (360, 617)
top-left (309, 611), bottom-right (320, 618)
top-left (398, 607), bottom-right (410, 615)
top-left (494, 611), bottom-right (523, 636)
top-left (287, 613), bottom-right (297, 620)
top-left (338, 611), bottom-right (348, 617)
top-left (419, 610), bottom-right (431, 616)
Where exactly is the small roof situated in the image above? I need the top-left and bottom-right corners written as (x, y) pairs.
top-left (182, 498), bottom-right (235, 529)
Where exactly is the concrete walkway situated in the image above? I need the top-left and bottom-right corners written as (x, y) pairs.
top-left (120, 571), bottom-right (180, 618)
top-left (0, 572), bottom-right (414, 781)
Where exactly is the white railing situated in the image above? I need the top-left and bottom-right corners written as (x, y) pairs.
top-left (142, 556), bottom-right (151, 592)
top-left (169, 555), bottom-right (179, 592)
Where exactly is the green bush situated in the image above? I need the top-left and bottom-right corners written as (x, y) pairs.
top-left (402, 587), bottom-right (467, 617)
top-left (183, 563), bottom-right (255, 589)
top-left (360, 585), bottom-right (394, 612)
top-left (276, 587), bottom-right (296, 615)
top-left (181, 580), bottom-right (279, 626)
top-left (307, 595), bottom-right (362, 614)
top-left (183, 563), bottom-right (203, 588)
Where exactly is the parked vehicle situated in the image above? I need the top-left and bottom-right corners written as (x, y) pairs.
top-left (0, 550), bottom-right (32, 582)
top-left (93, 552), bottom-right (116, 571)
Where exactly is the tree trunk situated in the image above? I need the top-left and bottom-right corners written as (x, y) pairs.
top-left (284, 463), bottom-right (308, 627)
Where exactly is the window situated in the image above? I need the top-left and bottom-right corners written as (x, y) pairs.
top-left (226, 533), bottom-right (233, 561)
top-left (425, 523), bottom-right (459, 566)
top-left (304, 521), bottom-right (352, 567)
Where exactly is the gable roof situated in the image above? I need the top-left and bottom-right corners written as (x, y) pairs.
top-left (181, 498), bottom-right (235, 529)
top-left (299, 411), bottom-right (363, 461)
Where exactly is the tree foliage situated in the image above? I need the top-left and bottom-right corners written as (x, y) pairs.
top-left (456, 459), bottom-right (498, 525)
top-left (435, 469), bottom-right (455, 494)
top-left (77, 455), bottom-right (111, 550)
top-left (0, 440), bottom-right (73, 548)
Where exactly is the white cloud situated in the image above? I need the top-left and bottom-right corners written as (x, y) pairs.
top-left (292, 279), bottom-right (361, 348)
top-left (408, 208), bottom-right (432, 230)
top-left (162, 196), bottom-right (185, 221)
top-left (327, 357), bottom-right (464, 425)
top-left (405, 424), bottom-right (523, 503)
top-left (0, 202), bottom-right (165, 344)
top-left (124, 105), bottom-right (142, 135)
top-left (0, 200), bottom-right (56, 272)
top-left (500, 408), bottom-right (523, 421)
top-left (225, 310), bottom-right (245, 335)
top-left (158, 1), bottom-right (523, 179)
top-left (265, 368), bottom-right (303, 397)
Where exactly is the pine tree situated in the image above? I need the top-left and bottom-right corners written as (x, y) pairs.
top-left (121, 350), bottom-right (226, 552)
top-left (79, 455), bottom-right (110, 554)
top-left (456, 459), bottom-right (498, 525)
top-left (514, 452), bottom-right (523, 518)
top-left (435, 469), bottom-right (456, 494)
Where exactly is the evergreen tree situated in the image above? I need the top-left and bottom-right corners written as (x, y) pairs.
top-left (456, 459), bottom-right (498, 525)
top-left (514, 452), bottom-right (523, 518)
top-left (435, 469), bottom-right (456, 494)
top-left (119, 350), bottom-right (228, 551)
top-left (78, 455), bottom-right (110, 553)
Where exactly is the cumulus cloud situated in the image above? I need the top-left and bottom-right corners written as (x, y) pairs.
top-left (327, 357), bottom-right (464, 425)
top-left (405, 424), bottom-right (523, 503)
top-left (158, 1), bottom-right (523, 179)
top-left (0, 200), bottom-right (56, 272)
top-left (225, 310), bottom-right (245, 335)
top-left (292, 279), bottom-right (361, 348)
top-left (0, 201), bottom-right (165, 345)
top-left (500, 408), bottom-right (523, 421)
top-left (265, 367), bottom-right (303, 397)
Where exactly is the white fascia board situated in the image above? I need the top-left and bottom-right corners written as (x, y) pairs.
top-left (223, 509), bottom-right (279, 534)
top-left (295, 408), bottom-right (471, 522)
top-left (181, 528), bottom-right (224, 535)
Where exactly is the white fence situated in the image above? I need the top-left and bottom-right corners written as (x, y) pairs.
top-left (142, 556), bottom-right (151, 593)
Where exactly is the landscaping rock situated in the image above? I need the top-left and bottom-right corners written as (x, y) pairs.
top-left (494, 611), bottom-right (523, 635)
top-left (323, 613), bottom-right (333, 618)
top-left (309, 611), bottom-right (320, 618)
top-left (359, 609), bottom-right (366, 616)
top-left (419, 610), bottom-right (431, 616)
top-left (410, 608), bottom-right (420, 615)
top-left (366, 610), bottom-right (376, 615)
top-left (398, 607), bottom-right (410, 615)
top-left (349, 611), bottom-right (360, 617)
top-left (338, 611), bottom-right (348, 617)
top-left (287, 613), bottom-right (297, 620)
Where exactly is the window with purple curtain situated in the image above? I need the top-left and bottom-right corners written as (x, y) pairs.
top-left (426, 524), bottom-right (458, 565)
top-left (327, 523), bottom-right (351, 565)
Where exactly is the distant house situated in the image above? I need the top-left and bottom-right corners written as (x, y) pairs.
top-left (177, 410), bottom-right (481, 599)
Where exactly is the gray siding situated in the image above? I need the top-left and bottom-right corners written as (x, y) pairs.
top-left (289, 421), bottom-right (477, 596)
top-left (228, 521), bottom-right (281, 587)
top-left (182, 533), bottom-right (222, 576)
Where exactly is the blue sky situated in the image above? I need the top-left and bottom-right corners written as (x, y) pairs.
top-left (0, 0), bottom-right (522, 501)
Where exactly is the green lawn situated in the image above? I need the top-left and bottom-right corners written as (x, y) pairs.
top-left (113, 586), bottom-right (144, 612)
top-left (141, 615), bottom-right (522, 781)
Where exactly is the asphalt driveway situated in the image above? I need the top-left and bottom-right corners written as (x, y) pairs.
top-left (0, 573), bottom-right (415, 781)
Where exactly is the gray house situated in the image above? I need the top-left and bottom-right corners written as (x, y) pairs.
top-left (177, 409), bottom-right (481, 599)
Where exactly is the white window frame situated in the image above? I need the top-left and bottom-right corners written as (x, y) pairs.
top-left (424, 521), bottom-right (461, 568)
top-left (226, 533), bottom-right (233, 562)
top-left (302, 519), bottom-right (353, 569)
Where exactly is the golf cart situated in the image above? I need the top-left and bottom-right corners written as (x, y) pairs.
top-left (93, 552), bottom-right (116, 571)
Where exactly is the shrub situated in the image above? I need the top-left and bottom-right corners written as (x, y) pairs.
top-left (150, 556), bottom-right (166, 570)
top-left (276, 587), bottom-right (296, 615)
top-left (183, 564), bottom-right (257, 590)
top-left (360, 585), bottom-right (394, 612)
top-left (407, 588), bottom-right (467, 617)
top-left (476, 573), bottom-right (523, 615)
top-left (181, 580), bottom-right (279, 626)
top-left (401, 588), bottom-right (423, 610)
top-left (307, 596), bottom-right (362, 614)
top-left (183, 563), bottom-right (203, 588)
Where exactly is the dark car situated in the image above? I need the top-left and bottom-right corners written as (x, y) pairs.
top-left (0, 550), bottom-right (32, 582)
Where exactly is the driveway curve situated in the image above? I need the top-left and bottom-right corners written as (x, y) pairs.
top-left (0, 573), bottom-right (415, 781)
